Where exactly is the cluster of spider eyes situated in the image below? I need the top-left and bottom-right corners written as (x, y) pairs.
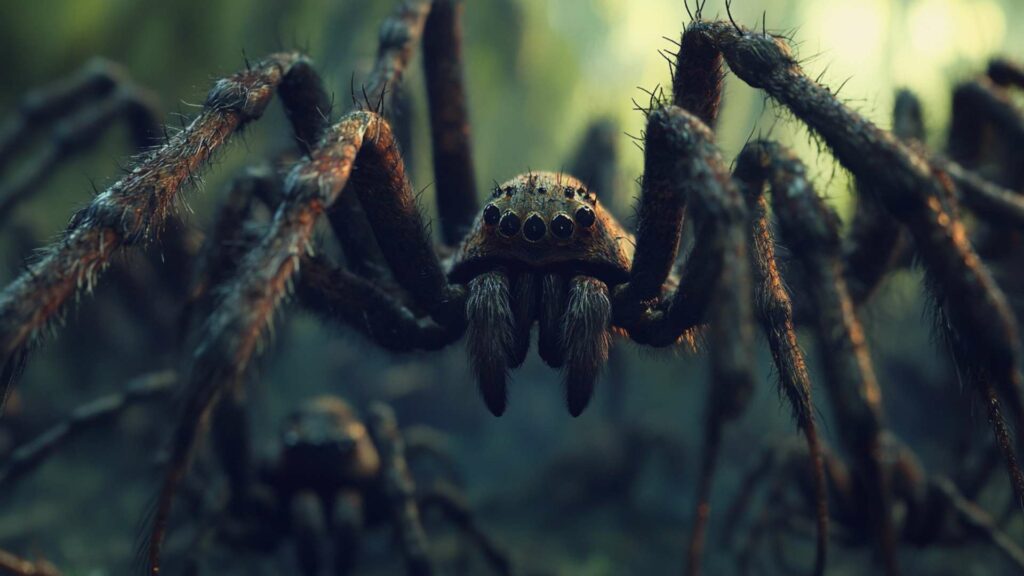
top-left (483, 185), bottom-right (596, 242)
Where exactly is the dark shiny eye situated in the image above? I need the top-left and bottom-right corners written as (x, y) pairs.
top-left (504, 186), bottom-right (514, 197)
top-left (483, 203), bottom-right (501, 225)
top-left (551, 213), bottom-right (574, 239)
top-left (538, 186), bottom-right (547, 194)
top-left (523, 213), bottom-right (546, 242)
top-left (499, 211), bottom-right (521, 237)
top-left (564, 187), bottom-right (575, 198)
top-left (492, 187), bottom-right (502, 199)
top-left (575, 206), bottom-right (596, 228)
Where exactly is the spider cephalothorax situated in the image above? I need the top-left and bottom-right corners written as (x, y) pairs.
top-left (279, 396), bottom-right (381, 489)
top-left (450, 172), bottom-right (632, 416)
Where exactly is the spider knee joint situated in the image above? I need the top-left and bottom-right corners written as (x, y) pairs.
top-left (205, 76), bottom-right (274, 122)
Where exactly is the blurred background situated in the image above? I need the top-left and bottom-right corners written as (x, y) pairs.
top-left (0, 0), bottom-right (1021, 574)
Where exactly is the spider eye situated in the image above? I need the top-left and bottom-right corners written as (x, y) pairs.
top-left (564, 187), bottom-right (575, 198)
top-left (523, 213), bottom-right (546, 242)
top-left (483, 203), bottom-right (501, 225)
top-left (575, 206), bottom-right (596, 228)
top-left (551, 213), bottom-right (574, 239)
top-left (537, 186), bottom-right (547, 194)
top-left (498, 211), bottom-right (521, 237)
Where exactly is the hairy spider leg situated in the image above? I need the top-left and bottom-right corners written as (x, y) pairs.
top-left (681, 17), bottom-right (1024, 520)
top-left (732, 143), bottom-right (830, 576)
top-left (0, 58), bottom-right (160, 169)
top-left (0, 59), bottom-right (161, 223)
top-left (841, 91), bottom-right (922, 306)
top-left (424, 0), bottom-right (479, 245)
top-left (0, 371), bottom-right (175, 493)
top-left (765, 141), bottom-right (899, 575)
top-left (0, 53), bottom-right (330, 409)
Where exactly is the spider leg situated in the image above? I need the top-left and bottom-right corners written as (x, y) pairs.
top-left (298, 253), bottom-right (459, 353)
top-left (423, 0), bottom-right (479, 244)
top-left (842, 90), bottom-right (920, 305)
top-left (671, 22), bottom-right (726, 129)
top-left (402, 425), bottom-right (464, 487)
top-left (290, 490), bottom-right (331, 576)
top-left (0, 58), bottom-right (159, 169)
top-left (0, 52), bottom-right (330, 405)
top-left (612, 107), bottom-right (756, 574)
top-left (689, 20), bottom-right (1024, 510)
top-left (326, 2), bottom-right (433, 281)
top-left (931, 153), bottom-right (1024, 228)
top-left (417, 482), bottom-right (514, 576)
top-left (950, 74), bottom-right (1024, 186)
top-left (209, 385), bottom-right (254, 514)
top-left (184, 164), bottom-right (282, 335)
top-left (0, 371), bottom-right (176, 492)
top-left (928, 76), bottom-right (1024, 228)
top-left (613, 107), bottom-right (748, 346)
top-left (366, 403), bottom-right (435, 576)
top-left (720, 445), bottom-right (783, 550)
top-left (568, 118), bottom-right (619, 201)
top-left (613, 17), bottom-right (731, 327)
top-left (988, 58), bottom-right (1024, 88)
top-left (0, 71), bottom-right (161, 223)
top-left (766, 141), bottom-right (899, 575)
top-left (330, 491), bottom-right (365, 576)
top-left (929, 476), bottom-right (1024, 570)
top-left (330, 0), bottom-right (478, 271)
top-left (733, 142), bottom-right (830, 576)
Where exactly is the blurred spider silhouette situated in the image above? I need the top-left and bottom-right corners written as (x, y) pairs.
top-left (0, 378), bottom-right (509, 575)
top-left (2, 1), bottom-right (1024, 575)
top-left (184, 395), bottom-right (511, 576)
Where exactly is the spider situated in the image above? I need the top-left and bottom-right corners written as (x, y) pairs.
top-left (1, 1), bottom-right (1024, 575)
top-left (183, 395), bottom-right (512, 576)
top-left (0, 375), bottom-right (509, 575)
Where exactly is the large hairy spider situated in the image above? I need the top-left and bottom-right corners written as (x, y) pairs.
top-left (2, 1), bottom-right (1024, 574)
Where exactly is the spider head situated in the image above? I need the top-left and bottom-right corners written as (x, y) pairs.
top-left (450, 172), bottom-right (632, 417)
top-left (449, 172), bottom-right (631, 284)
top-left (281, 396), bottom-right (381, 486)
